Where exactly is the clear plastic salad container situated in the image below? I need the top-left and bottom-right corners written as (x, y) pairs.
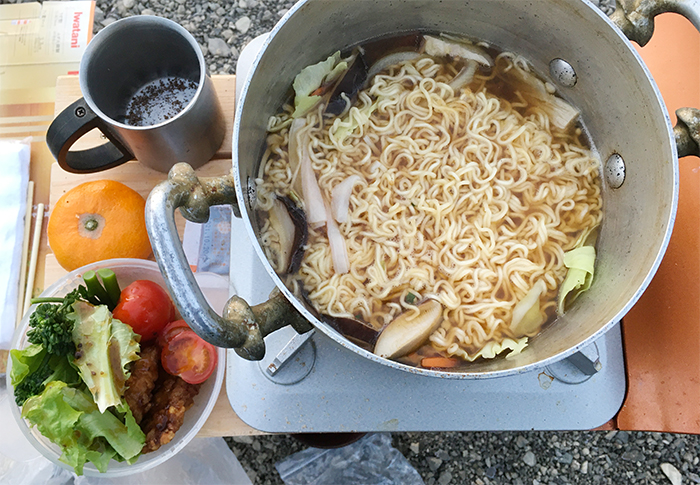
top-left (6, 258), bottom-right (226, 477)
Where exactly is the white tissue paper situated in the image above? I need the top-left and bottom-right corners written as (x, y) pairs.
top-left (0, 138), bottom-right (30, 350)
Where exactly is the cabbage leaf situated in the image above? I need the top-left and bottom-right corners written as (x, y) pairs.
top-left (557, 245), bottom-right (596, 315)
top-left (463, 337), bottom-right (529, 361)
top-left (331, 99), bottom-right (379, 144)
top-left (291, 51), bottom-right (346, 118)
top-left (510, 280), bottom-right (547, 337)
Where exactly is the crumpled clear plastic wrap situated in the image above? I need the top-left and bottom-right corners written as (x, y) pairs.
top-left (275, 433), bottom-right (424, 485)
top-left (0, 436), bottom-right (252, 485)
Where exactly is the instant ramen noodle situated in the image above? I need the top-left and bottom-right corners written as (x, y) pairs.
top-left (255, 33), bottom-right (602, 369)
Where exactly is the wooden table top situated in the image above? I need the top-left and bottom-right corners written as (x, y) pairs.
top-left (35, 15), bottom-right (700, 435)
top-left (44, 74), bottom-right (262, 437)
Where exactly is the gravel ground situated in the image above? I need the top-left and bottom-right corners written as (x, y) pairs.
top-left (226, 431), bottom-right (700, 485)
top-left (3, 0), bottom-right (698, 483)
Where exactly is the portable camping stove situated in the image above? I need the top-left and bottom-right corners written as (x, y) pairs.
top-left (224, 35), bottom-right (627, 434)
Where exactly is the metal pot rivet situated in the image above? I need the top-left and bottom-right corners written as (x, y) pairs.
top-left (549, 58), bottom-right (577, 88)
top-left (605, 153), bottom-right (626, 189)
top-left (246, 176), bottom-right (257, 205)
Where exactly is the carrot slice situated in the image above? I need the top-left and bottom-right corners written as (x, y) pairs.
top-left (421, 357), bottom-right (459, 368)
top-left (310, 86), bottom-right (326, 96)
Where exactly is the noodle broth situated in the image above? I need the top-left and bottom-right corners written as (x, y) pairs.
top-left (255, 34), bottom-right (603, 370)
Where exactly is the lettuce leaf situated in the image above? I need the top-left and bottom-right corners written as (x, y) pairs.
top-left (11, 344), bottom-right (79, 405)
top-left (85, 442), bottom-right (118, 473)
top-left (71, 301), bottom-right (140, 413)
top-left (557, 245), bottom-right (596, 315)
top-left (62, 386), bottom-right (144, 462)
top-left (22, 381), bottom-right (88, 474)
top-left (22, 382), bottom-right (144, 475)
top-left (10, 343), bottom-right (46, 386)
top-left (44, 354), bottom-right (81, 387)
top-left (111, 318), bottom-right (141, 384)
top-left (292, 96), bottom-right (323, 119)
top-left (22, 381), bottom-right (82, 440)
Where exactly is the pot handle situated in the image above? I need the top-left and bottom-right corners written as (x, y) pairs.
top-left (609, 0), bottom-right (700, 46)
top-left (145, 163), bottom-right (313, 360)
top-left (610, 0), bottom-right (700, 157)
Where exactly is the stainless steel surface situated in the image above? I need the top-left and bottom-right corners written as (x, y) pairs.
top-left (545, 342), bottom-right (600, 384)
top-left (227, 323), bottom-right (626, 432)
top-left (260, 327), bottom-right (316, 385)
top-left (79, 16), bottom-right (225, 172)
top-left (546, 342), bottom-right (602, 384)
top-left (549, 58), bottom-right (578, 88)
top-left (570, 345), bottom-right (603, 375)
top-left (265, 329), bottom-right (316, 377)
top-left (227, 0), bottom-right (678, 378)
top-left (145, 163), bottom-right (312, 355)
top-left (605, 153), bottom-right (626, 189)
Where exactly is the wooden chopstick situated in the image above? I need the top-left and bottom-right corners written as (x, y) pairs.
top-left (22, 203), bottom-right (45, 317)
top-left (16, 181), bottom-right (34, 325)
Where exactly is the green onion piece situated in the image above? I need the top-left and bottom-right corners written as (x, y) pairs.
top-left (82, 270), bottom-right (111, 307)
top-left (96, 268), bottom-right (121, 309)
top-left (405, 292), bottom-right (417, 304)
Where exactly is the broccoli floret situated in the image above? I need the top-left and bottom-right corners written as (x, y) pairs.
top-left (27, 289), bottom-right (80, 356)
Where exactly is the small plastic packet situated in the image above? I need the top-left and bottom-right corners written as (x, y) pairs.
top-left (275, 433), bottom-right (424, 485)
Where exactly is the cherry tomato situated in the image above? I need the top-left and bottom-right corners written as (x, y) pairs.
top-left (157, 319), bottom-right (190, 347)
top-left (112, 280), bottom-right (176, 342)
top-left (161, 329), bottom-right (218, 384)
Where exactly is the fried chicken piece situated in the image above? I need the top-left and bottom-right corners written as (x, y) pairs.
top-left (123, 344), bottom-right (160, 424)
top-left (140, 374), bottom-right (201, 453)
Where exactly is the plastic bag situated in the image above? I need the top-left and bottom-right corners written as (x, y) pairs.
top-left (0, 454), bottom-right (74, 485)
top-left (0, 384), bottom-right (42, 463)
top-left (73, 438), bottom-right (252, 485)
top-left (275, 433), bottom-right (424, 485)
top-left (0, 437), bottom-right (253, 485)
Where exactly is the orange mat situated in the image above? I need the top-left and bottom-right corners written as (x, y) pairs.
top-left (617, 13), bottom-right (700, 433)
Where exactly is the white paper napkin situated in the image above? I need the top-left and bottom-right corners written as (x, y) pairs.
top-left (0, 138), bottom-right (30, 350)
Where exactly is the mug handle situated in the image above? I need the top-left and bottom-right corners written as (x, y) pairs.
top-left (46, 98), bottom-right (134, 174)
top-left (145, 163), bottom-right (313, 360)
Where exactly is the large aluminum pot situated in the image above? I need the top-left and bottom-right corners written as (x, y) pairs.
top-left (146, 0), bottom-right (700, 378)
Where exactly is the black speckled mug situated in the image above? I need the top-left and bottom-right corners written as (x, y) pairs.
top-left (47, 16), bottom-right (225, 174)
